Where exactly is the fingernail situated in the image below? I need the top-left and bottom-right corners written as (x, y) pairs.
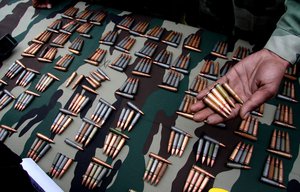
top-left (204, 119), bottom-right (209, 124)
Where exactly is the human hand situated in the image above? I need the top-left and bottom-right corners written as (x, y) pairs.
top-left (190, 48), bottom-right (290, 124)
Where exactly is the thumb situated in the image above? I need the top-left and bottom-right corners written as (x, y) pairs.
top-left (240, 88), bottom-right (274, 119)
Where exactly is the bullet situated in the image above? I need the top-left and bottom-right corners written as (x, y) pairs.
top-left (244, 144), bottom-right (253, 165)
top-left (226, 162), bottom-right (251, 169)
top-left (58, 158), bottom-right (73, 179)
top-left (215, 83), bottom-right (235, 108)
top-left (261, 177), bottom-right (286, 189)
top-left (64, 138), bottom-right (84, 151)
top-left (223, 83), bottom-right (244, 104)
top-left (203, 95), bottom-right (228, 118)
top-left (196, 138), bottom-right (204, 162)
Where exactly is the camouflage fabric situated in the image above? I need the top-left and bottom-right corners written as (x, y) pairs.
top-left (0, 1), bottom-right (300, 192)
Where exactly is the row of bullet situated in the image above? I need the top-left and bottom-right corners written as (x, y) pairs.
top-left (89, 11), bottom-right (106, 25)
top-left (132, 58), bottom-right (153, 77)
top-left (50, 108), bottom-right (75, 134)
top-left (168, 126), bottom-right (192, 157)
top-left (171, 53), bottom-right (190, 74)
top-left (116, 77), bottom-right (139, 99)
top-left (162, 30), bottom-right (182, 48)
top-left (129, 21), bottom-right (149, 36)
top-left (84, 48), bottom-right (107, 66)
top-left (183, 34), bottom-right (201, 52)
top-left (188, 75), bottom-right (208, 96)
top-left (228, 141), bottom-right (253, 169)
top-left (277, 79), bottom-right (297, 102)
top-left (176, 93), bottom-right (197, 120)
top-left (116, 101), bottom-right (144, 131)
top-left (261, 155), bottom-right (285, 189)
top-left (153, 48), bottom-right (173, 68)
top-left (196, 135), bottom-right (225, 167)
top-left (109, 53), bottom-right (132, 72)
top-left (273, 103), bottom-right (295, 129)
top-left (211, 41), bottom-right (228, 59)
top-left (145, 26), bottom-right (164, 41)
top-left (143, 152), bottom-right (171, 185)
top-left (116, 16), bottom-right (134, 30)
top-left (232, 46), bottom-right (251, 61)
top-left (90, 98), bottom-right (115, 125)
top-left (47, 19), bottom-right (62, 33)
top-left (99, 30), bottom-right (118, 46)
top-left (135, 41), bottom-right (157, 59)
top-left (76, 22), bottom-right (94, 38)
top-left (33, 30), bottom-right (52, 44)
top-left (76, 9), bottom-right (93, 22)
top-left (199, 60), bottom-right (219, 81)
top-left (183, 165), bottom-right (215, 192)
top-left (68, 36), bottom-right (84, 55)
top-left (14, 90), bottom-right (40, 111)
top-left (115, 36), bottom-right (136, 53)
top-left (158, 69), bottom-right (182, 92)
top-left (82, 157), bottom-right (112, 189)
top-left (67, 92), bottom-right (90, 114)
top-left (60, 20), bottom-right (80, 35)
top-left (0, 89), bottom-right (15, 110)
top-left (0, 124), bottom-right (16, 142)
top-left (235, 115), bottom-right (259, 141)
top-left (37, 46), bottom-right (57, 62)
top-left (220, 61), bottom-right (235, 77)
top-left (35, 72), bottom-right (59, 92)
top-left (268, 129), bottom-right (291, 158)
top-left (49, 152), bottom-right (73, 179)
top-left (27, 133), bottom-right (54, 162)
top-left (16, 67), bottom-right (39, 87)
top-left (103, 128), bottom-right (129, 159)
top-left (75, 117), bottom-right (101, 147)
top-left (22, 42), bottom-right (43, 57)
top-left (62, 7), bottom-right (79, 19)
top-left (50, 33), bottom-right (70, 48)
top-left (54, 54), bottom-right (74, 71)
top-left (251, 103), bottom-right (264, 117)
top-left (284, 64), bottom-right (297, 80)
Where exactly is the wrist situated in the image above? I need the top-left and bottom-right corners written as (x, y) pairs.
top-left (263, 48), bottom-right (290, 69)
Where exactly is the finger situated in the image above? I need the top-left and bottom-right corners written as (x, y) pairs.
top-left (190, 100), bottom-right (205, 113)
top-left (240, 87), bottom-right (274, 119)
top-left (192, 107), bottom-right (214, 122)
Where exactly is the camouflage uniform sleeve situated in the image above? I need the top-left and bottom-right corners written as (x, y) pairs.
top-left (264, 0), bottom-right (300, 64)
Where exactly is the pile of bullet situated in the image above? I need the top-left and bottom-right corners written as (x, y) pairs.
top-left (116, 101), bottom-right (144, 132)
top-left (145, 26), bottom-right (165, 41)
top-left (33, 30), bottom-right (52, 44)
top-left (187, 75), bottom-right (208, 96)
top-left (67, 92), bottom-right (90, 114)
top-left (267, 129), bottom-right (291, 158)
top-left (16, 67), bottom-right (39, 87)
top-left (37, 46), bottom-right (57, 62)
top-left (50, 33), bottom-right (70, 48)
top-left (261, 155), bottom-right (286, 189)
top-left (35, 72), bottom-right (59, 92)
top-left (232, 46), bottom-right (251, 61)
top-left (115, 77), bottom-right (139, 99)
top-left (167, 126), bottom-right (192, 157)
top-left (68, 36), bottom-right (84, 55)
top-left (74, 117), bottom-right (101, 147)
top-left (158, 69), bottom-right (181, 92)
top-left (77, 22), bottom-right (93, 38)
top-left (103, 128), bottom-right (129, 159)
top-left (47, 19), bottom-right (62, 33)
top-left (27, 133), bottom-right (54, 162)
top-left (202, 83), bottom-right (243, 118)
top-left (176, 94), bottom-right (197, 120)
top-left (183, 165), bottom-right (215, 192)
top-left (62, 7), bottom-right (79, 20)
top-left (199, 60), bottom-right (219, 81)
top-left (76, 9), bottom-right (93, 22)
top-left (115, 36), bottom-right (136, 53)
top-left (162, 30), bottom-right (182, 48)
top-left (277, 79), bottom-right (297, 103)
top-left (143, 152), bottom-right (171, 185)
top-left (135, 41), bottom-right (157, 59)
top-left (129, 21), bottom-right (149, 36)
top-left (132, 58), bottom-right (153, 77)
top-left (227, 141), bottom-right (253, 169)
top-left (14, 90), bottom-right (40, 111)
top-left (171, 53), bottom-right (190, 74)
top-left (89, 11), bottom-right (106, 25)
top-left (0, 89), bottom-right (15, 110)
top-left (0, 124), bottom-right (17, 142)
top-left (196, 135), bottom-right (225, 167)
top-left (22, 42), bottom-right (43, 57)
top-left (109, 53), bottom-right (132, 72)
top-left (273, 103), bottom-right (295, 129)
top-left (99, 30), bottom-right (119, 46)
top-left (153, 48), bottom-right (173, 68)
top-left (49, 152), bottom-right (73, 179)
top-left (116, 16), bottom-right (134, 31)
top-left (90, 98), bottom-right (115, 126)
top-left (84, 48), bottom-right (107, 66)
top-left (211, 41), bottom-right (228, 59)
top-left (183, 33), bottom-right (201, 52)
top-left (81, 157), bottom-right (112, 189)
top-left (234, 115), bottom-right (258, 141)
top-left (50, 108), bottom-right (75, 134)
top-left (251, 103), bottom-right (264, 117)
top-left (54, 54), bottom-right (74, 71)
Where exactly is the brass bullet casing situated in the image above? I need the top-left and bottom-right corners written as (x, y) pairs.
top-left (223, 83), bottom-right (244, 104)
top-left (215, 83), bottom-right (235, 108)
top-left (203, 95), bottom-right (228, 118)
